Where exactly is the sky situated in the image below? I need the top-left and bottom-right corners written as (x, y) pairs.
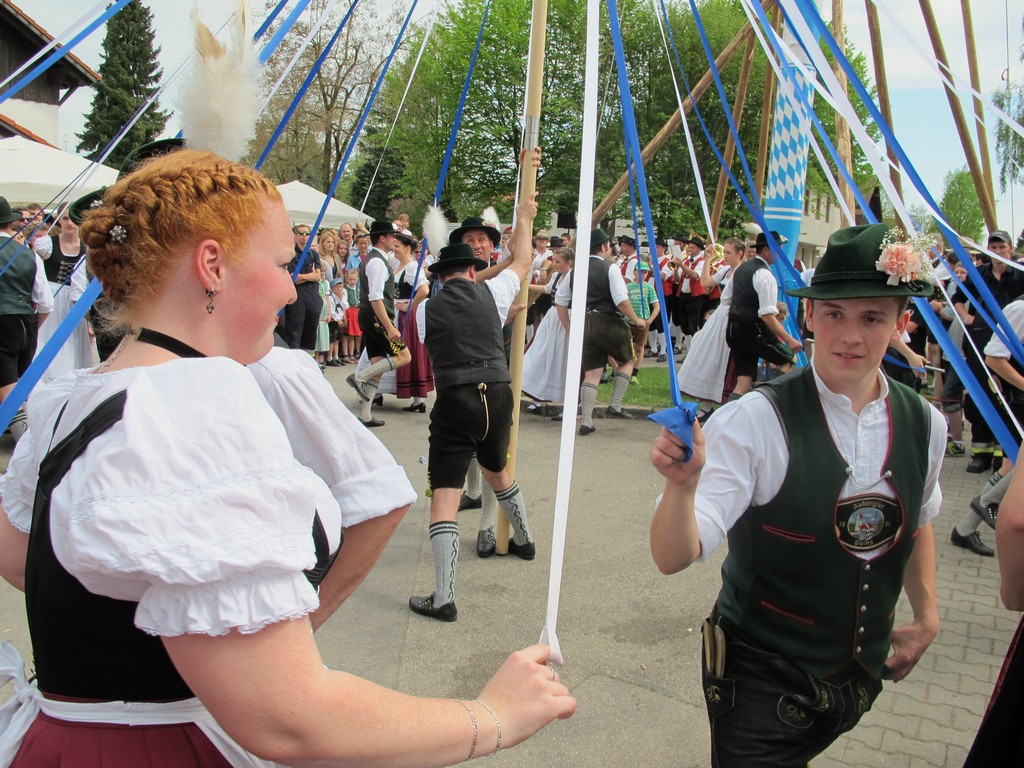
top-left (11, 0), bottom-right (1023, 237)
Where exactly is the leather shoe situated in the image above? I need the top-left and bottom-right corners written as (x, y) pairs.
top-left (656, 353), bottom-right (667, 363)
top-left (966, 454), bottom-right (993, 473)
top-left (551, 411), bottom-right (563, 421)
top-left (505, 539), bottom-right (536, 560)
top-left (606, 406), bottom-right (633, 419)
top-left (359, 417), bottom-right (385, 428)
top-left (970, 496), bottom-right (999, 530)
top-left (346, 373), bottom-right (370, 401)
top-left (373, 393), bottom-right (384, 407)
top-left (402, 402), bottom-right (426, 413)
top-left (409, 594), bottom-right (457, 621)
top-left (458, 493), bottom-right (482, 511)
top-left (579, 424), bottom-right (596, 436)
top-left (950, 528), bottom-right (994, 557)
top-left (476, 528), bottom-right (496, 558)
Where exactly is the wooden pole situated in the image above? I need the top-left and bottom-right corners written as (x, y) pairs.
top-left (831, 0), bottom-right (855, 215)
top-left (592, 7), bottom-right (766, 226)
top-left (755, 3), bottom-right (781, 202)
top-left (710, 33), bottom-right (757, 238)
top-left (918, 0), bottom-right (996, 231)
top-left (960, 0), bottom-right (995, 208)
top-left (501, 0), bottom-right (548, 554)
top-left (864, 0), bottom-right (901, 199)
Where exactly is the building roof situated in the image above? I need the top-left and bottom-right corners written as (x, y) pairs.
top-left (0, 111), bottom-right (57, 145)
top-left (1, 0), bottom-right (101, 90)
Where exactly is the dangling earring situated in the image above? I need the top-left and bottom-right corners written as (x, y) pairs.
top-left (206, 288), bottom-right (216, 314)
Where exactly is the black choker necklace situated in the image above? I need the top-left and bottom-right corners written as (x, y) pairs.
top-left (135, 328), bottom-right (206, 359)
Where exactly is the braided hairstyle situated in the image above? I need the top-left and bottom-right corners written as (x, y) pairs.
top-left (80, 149), bottom-right (281, 328)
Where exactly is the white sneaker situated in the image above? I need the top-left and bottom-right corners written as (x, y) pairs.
top-left (7, 409), bottom-right (28, 442)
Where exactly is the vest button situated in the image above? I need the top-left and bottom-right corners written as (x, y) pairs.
top-left (858, 626), bottom-right (865, 634)
top-left (863, 584), bottom-right (870, 591)
top-left (861, 605), bottom-right (867, 613)
top-left (864, 564), bottom-right (871, 572)
top-left (856, 646), bottom-right (862, 653)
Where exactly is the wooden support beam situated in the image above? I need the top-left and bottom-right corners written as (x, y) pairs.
top-left (710, 33), bottom-right (757, 238)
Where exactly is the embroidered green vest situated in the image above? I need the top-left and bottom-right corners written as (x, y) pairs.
top-left (0, 237), bottom-right (38, 316)
top-left (716, 366), bottom-right (931, 679)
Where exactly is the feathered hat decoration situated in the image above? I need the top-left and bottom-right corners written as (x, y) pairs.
top-left (481, 207), bottom-right (500, 230)
top-left (178, 0), bottom-right (262, 161)
top-left (423, 205), bottom-right (451, 257)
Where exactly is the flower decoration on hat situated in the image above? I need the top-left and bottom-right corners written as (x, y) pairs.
top-left (875, 229), bottom-right (934, 287)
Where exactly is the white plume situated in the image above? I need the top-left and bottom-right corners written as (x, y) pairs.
top-left (742, 221), bottom-right (762, 236)
top-left (481, 206), bottom-right (500, 228)
top-left (178, 1), bottom-right (262, 161)
top-left (423, 205), bottom-right (450, 256)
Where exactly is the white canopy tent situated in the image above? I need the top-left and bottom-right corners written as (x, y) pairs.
top-left (0, 136), bottom-right (119, 207)
top-left (276, 180), bottom-right (372, 229)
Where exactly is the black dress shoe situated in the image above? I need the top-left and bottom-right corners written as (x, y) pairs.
top-left (476, 528), bottom-right (496, 558)
top-left (950, 528), bottom-right (994, 557)
top-left (402, 402), bottom-right (426, 413)
top-left (579, 424), bottom-right (596, 436)
top-left (359, 417), bottom-right (385, 428)
top-left (346, 373), bottom-right (369, 401)
top-left (373, 393), bottom-right (384, 407)
top-left (966, 454), bottom-right (993, 473)
top-left (606, 406), bottom-right (633, 419)
top-left (505, 540), bottom-right (536, 560)
top-left (458, 493), bottom-right (482, 511)
top-left (409, 594), bottom-right (457, 621)
top-left (970, 496), bottom-right (999, 530)
top-left (551, 411), bottom-right (563, 421)
top-left (526, 403), bottom-right (542, 414)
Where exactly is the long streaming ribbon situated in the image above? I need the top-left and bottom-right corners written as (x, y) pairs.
top-left (539, 0), bottom-right (603, 667)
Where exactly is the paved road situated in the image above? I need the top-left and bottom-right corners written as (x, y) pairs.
top-left (0, 363), bottom-right (1015, 767)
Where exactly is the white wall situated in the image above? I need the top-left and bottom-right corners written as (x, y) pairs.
top-left (3, 98), bottom-right (59, 146)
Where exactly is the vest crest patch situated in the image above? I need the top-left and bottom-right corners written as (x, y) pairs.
top-left (835, 494), bottom-right (903, 555)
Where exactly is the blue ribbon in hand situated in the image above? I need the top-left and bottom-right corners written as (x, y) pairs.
top-left (647, 403), bottom-right (699, 462)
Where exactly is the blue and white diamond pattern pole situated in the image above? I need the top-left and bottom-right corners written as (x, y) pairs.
top-left (763, 3), bottom-right (820, 296)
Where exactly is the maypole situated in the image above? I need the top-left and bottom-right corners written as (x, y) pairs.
top-left (501, 0), bottom-right (549, 555)
top-left (710, 33), bottom-right (757, 236)
top-left (864, 0), bottom-right (901, 198)
top-left (830, 0), bottom-right (855, 216)
top-left (762, 0), bottom-right (818, 288)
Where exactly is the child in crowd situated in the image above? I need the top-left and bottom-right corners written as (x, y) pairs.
top-left (342, 268), bottom-right (362, 363)
top-left (326, 278), bottom-right (347, 366)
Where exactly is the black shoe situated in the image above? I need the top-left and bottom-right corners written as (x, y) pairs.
top-left (409, 594), bottom-right (458, 621)
top-left (606, 406), bottom-right (633, 419)
top-left (476, 528), bottom-right (496, 558)
top-left (359, 417), bottom-right (385, 428)
top-left (458, 493), bottom-right (482, 511)
top-left (526, 403), bottom-right (542, 414)
top-left (696, 408), bottom-right (714, 425)
top-left (970, 496), bottom-right (999, 530)
top-left (551, 411), bottom-right (563, 422)
top-left (950, 529), bottom-right (994, 557)
top-left (373, 394), bottom-right (384, 407)
top-left (644, 350), bottom-right (657, 359)
top-left (579, 424), bottom-right (596, 436)
top-left (346, 374), bottom-right (370, 401)
top-left (402, 402), bottom-right (426, 413)
top-left (966, 454), bottom-right (993, 473)
top-left (506, 539), bottom-right (536, 560)
top-left (657, 353), bottom-right (667, 363)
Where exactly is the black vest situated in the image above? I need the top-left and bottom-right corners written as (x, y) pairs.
top-left (26, 392), bottom-right (339, 700)
top-left (0, 235), bottom-right (37, 316)
top-left (568, 256), bottom-right (619, 314)
top-left (728, 257), bottom-right (771, 321)
top-left (358, 249), bottom-right (396, 322)
top-left (424, 278), bottom-right (509, 390)
top-left (43, 236), bottom-right (85, 285)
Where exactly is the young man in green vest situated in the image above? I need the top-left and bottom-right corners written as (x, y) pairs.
top-left (649, 223), bottom-right (946, 766)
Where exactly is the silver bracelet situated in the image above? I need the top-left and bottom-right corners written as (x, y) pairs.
top-left (475, 699), bottom-right (502, 757)
top-left (458, 700), bottom-right (478, 761)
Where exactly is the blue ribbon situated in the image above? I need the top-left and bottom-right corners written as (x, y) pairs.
top-left (255, 0), bottom-right (293, 43)
top-left (608, 0), bottom-right (696, 457)
top-left (257, 0), bottom-right (361, 169)
top-left (288, 0), bottom-right (418, 284)
top-left (258, 0), bottom-right (315, 65)
top-left (0, 0), bottom-right (131, 107)
top-left (622, 140), bottom-right (649, 317)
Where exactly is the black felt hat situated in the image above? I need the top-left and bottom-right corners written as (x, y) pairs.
top-left (368, 220), bottom-right (397, 238)
top-left (428, 242), bottom-right (489, 274)
top-left (68, 138), bottom-right (187, 225)
top-left (448, 216), bottom-right (501, 247)
top-left (0, 196), bottom-right (22, 226)
top-left (789, 224), bottom-right (933, 300)
top-left (754, 230), bottom-right (788, 250)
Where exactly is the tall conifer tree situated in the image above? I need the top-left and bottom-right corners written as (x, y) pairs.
top-left (77, 2), bottom-right (168, 168)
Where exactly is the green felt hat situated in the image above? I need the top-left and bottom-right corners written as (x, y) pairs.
top-left (789, 223), bottom-right (933, 300)
top-left (590, 228), bottom-right (611, 250)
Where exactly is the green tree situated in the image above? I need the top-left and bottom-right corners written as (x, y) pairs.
top-left (939, 167), bottom-right (984, 243)
top-left (993, 15), bottom-right (1023, 194)
top-left (76, 2), bottom-right (168, 168)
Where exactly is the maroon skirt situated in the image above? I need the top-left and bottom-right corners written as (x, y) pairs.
top-left (11, 713), bottom-right (232, 767)
top-left (395, 309), bottom-right (434, 399)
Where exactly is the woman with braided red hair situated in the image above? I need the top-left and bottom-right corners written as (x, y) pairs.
top-left (0, 149), bottom-right (573, 767)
